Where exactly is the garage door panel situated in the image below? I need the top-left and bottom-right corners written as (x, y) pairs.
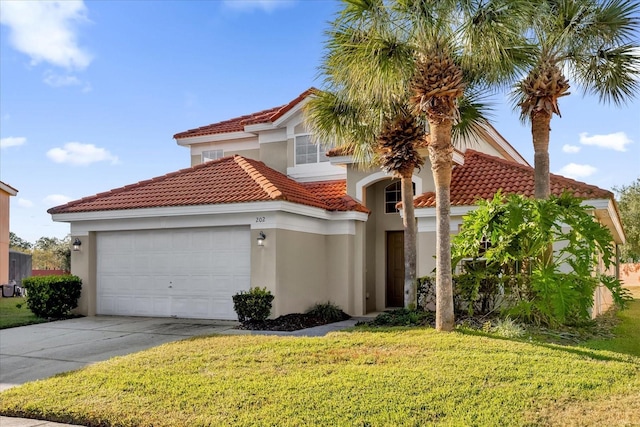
top-left (210, 297), bottom-right (237, 319)
top-left (97, 226), bottom-right (250, 320)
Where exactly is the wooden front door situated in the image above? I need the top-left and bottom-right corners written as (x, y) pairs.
top-left (386, 231), bottom-right (404, 308)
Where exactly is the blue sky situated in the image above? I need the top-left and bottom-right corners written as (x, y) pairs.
top-left (1, 0), bottom-right (639, 244)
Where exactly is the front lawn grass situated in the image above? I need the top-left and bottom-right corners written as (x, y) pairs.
top-left (1, 327), bottom-right (639, 427)
top-left (0, 297), bottom-right (46, 329)
top-left (580, 296), bottom-right (640, 357)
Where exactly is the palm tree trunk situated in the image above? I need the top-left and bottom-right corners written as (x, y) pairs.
top-left (428, 119), bottom-right (455, 331)
top-left (401, 173), bottom-right (417, 309)
top-left (532, 110), bottom-right (552, 199)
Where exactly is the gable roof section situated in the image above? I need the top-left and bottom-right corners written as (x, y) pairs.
top-left (302, 180), bottom-right (369, 213)
top-left (173, 88), bottom-right (317, 139)
top-left (413, 150), bottom-right (612, 208)
top-left (48, 155), bottom-right (367, 215)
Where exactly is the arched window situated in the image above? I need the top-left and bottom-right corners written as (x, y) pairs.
top-left (385, 181), bottom-right (415, 213)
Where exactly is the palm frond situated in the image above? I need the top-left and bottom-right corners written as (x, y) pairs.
top-left (457, 0), bottom-right (534, 86)
top-left (572, 44), bottom-right (640, 106)
top-left (302, 90), bottom-right (379, 167)
top-left (452, 88), bottom-right (494, 147)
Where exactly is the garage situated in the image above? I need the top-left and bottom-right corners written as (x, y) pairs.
top-left (96, 226), bottom-right (250, 320)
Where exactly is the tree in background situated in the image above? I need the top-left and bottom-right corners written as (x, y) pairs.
top-left (615, 178), bottom-right (640, 262)
top-left (30, 236), bottom-right (71, 271)
top-left (9, 232), bottom-right (32, 252)
top-left (10, 233), bottom-right (71, 271)
top-left (512, 0), bottom-right (639, 199)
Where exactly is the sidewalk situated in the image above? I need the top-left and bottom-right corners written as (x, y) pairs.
top-left (0, 418), bottom-right (84, 427)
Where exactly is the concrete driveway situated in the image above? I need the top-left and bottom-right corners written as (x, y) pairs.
top-left (0, 316), bottom-right (240, 392)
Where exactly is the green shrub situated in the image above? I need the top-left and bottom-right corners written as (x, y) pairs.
top-left (22, 275), bottom-right (82, 319)
top-left (363, 308), bottom-right (434, 327)
top-left (306, 302), bottom-right (350, 322)
top-left (452, 192), bottom-right (628, 326)
top-left (232, 287), bottom-right (274, 323)
top-left (418, 274), bottom-right (503, 316)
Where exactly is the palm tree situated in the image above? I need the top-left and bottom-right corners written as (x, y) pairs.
top-left (513, 0), bottom-right (640, 199)
top-left (306, 0), bottom-right (528, 331)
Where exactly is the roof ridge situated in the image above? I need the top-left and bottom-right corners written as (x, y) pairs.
top-left (173, 88), bottom-right (318, 139)
top-left (232, 155), bottom-right (284, 200)
top-left (269, 87), bottom-right (317, 122)
top-left (47, 157), bottom-right (234, 213)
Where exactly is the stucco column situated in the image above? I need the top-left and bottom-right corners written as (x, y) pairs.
top-left (70, 232), bottom-right (96, 316)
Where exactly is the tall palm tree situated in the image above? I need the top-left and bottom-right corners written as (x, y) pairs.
top-left (513, 0), bottom-right (640, 199)
top-left (306, 0), bottom-right (528, 331)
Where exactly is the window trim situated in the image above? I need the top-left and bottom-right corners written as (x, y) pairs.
top-left (384, 181), bottom-right (416, 214)
top-left (294, 133), bottom-right (328, 166)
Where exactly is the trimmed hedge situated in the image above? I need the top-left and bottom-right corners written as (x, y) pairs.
top-left (232, 287), bottom-right (274, 323)
top-left (22, 275), bottom-right (82, 319)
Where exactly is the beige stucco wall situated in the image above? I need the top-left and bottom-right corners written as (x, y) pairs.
top-left (70, 233), bottom-right (97, 316)
top-left (417, 231), bottom-right (437, 278)
top-left (251, 227), bottom-right (365, 317)
top-left (260, 141), bottom-right (288, 174)
top-left (326, 229), bottom-right (366, 315)
top-left (232, 148), bottom-right (260, 161)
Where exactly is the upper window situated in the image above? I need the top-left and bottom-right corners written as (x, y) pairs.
top-left (385, 181), bottom-right (415, 213)
top-left (202, 149), bottom-right (224, 163)
top-left (295, 134), bottom-right (328, 165)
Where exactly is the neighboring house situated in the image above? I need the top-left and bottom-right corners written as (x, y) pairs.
top-left (48, 88), bottom-right (625, 320)
top-left (0, 181), bottom-right (18, 287)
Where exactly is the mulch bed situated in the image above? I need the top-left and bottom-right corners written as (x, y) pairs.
top-left (238, 312), bottom-right (351, 332)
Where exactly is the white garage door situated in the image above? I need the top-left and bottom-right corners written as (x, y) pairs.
top-left (97, 226), bottom-right (250, 320)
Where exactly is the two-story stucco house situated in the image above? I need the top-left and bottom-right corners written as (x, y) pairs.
top-left (49, 88), bottom-right (625, 320)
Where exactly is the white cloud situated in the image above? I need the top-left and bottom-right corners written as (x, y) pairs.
top-left (17, 198), bottom-right (34, 208)
top-left (44, 194), bottom-right (73, 207)
top-left (579, 131), bottom-right (632, 152)
top-left (557, 163), bottom-right (598, 180)
top-left (223, 0), bottom-right (295, 12)
top-left (562, 144), bottom-right (581, 154)
top-left (0, 0), bottom-right (92, 70)
top-left (0, 136), bottom-right (26, 149)
top-left (46, 142), bottom-right (119, 166)
top-left (42, 71), bottom-right (92, 92)
top-left (43, 71), bottom-right (80, 87)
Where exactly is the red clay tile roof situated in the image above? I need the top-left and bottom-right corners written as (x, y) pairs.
top-left (173, 88), bottom-right (317, 139)
top-left (413, 150), bottom-right (612, 208)
top-left (302, 180), bottom-right (369, 213)
top-left (47, 155), bottom-right (366, 215)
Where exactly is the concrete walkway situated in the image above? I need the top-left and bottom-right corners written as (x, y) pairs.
top-left (0, 316), bottom-right (364, 427)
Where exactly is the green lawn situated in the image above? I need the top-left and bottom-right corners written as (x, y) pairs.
top-left (0, 297), bottom-right (46, 329)
top-left (1, 321), bottom-right (640, 426)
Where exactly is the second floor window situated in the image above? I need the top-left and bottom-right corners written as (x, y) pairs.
top-left (295, 134), bottom-right (328, 165)
top-left (202, 149), bottom-right (224, 163)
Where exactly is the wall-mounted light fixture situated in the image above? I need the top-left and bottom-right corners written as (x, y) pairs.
top-left (72, 238), bottom-right (82, 252)
top-left (257, 231), bottom-right (266, 247)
